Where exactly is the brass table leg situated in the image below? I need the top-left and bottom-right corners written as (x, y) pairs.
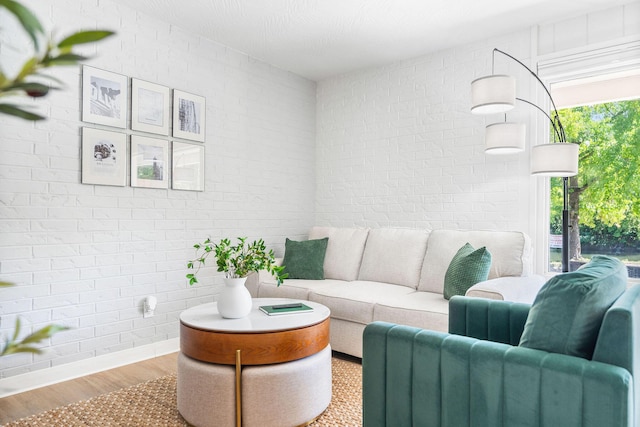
top-left (236, 349), bottom-right (242, 427)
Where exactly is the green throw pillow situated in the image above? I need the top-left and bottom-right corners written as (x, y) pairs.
top-left (519, 255), bottom-right (627, 359)
top-left (282, 237), bottom-right (329, 280)
top-left (443, 243), bottom-right (492, 300)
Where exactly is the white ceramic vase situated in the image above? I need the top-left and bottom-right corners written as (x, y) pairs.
top-left (217, 277), bottom-right (252, 319)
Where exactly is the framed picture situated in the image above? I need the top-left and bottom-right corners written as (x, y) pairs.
top-left (82, 66), bottom-right (128, 128)
top-left (172, 90), bottom-right (205, 142)
top-left (130, 135), bottom-right (169, 189)
top-left (131, 78), bottom-right (170, 135)
top-left (81, 127), bottom-right (127, 186)
top-left (172, 141), bottom-right (205, 191)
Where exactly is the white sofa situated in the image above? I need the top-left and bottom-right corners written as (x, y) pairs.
top-left (246, 226), bottom-right (545, 358)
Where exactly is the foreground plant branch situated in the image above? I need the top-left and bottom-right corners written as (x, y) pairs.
top-left (0, 0), bottom-right (114, 120)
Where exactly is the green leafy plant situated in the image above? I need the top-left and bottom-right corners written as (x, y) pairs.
top-left (187, 237), bottom-right (288, 286)
top-left (0, 0), bottom-right (115, 120)
top-left (0, 282), bottom-right (70, 356)
top-left (1, 318), bottom-right (70, 356)
top-left (0, 0), bottom-right (113, 356)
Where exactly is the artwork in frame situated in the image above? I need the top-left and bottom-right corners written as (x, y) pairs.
top-left (130, 135), bottom-right (169, 189)
top-left (131, 78), bottom-right (170, 135)
top-left (81, 127), bottom-right (127, 187)
top-left (172, 90), bottom-right (205, 142)
top-left (172, 141), bottom-right (204, 191)
top-left (82, 66), bottom-right (128, 128)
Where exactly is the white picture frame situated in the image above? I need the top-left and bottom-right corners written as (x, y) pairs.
top-left (131, 78), bottom-right (170, 135)
top-left (82, 66), bottom-right (128, 128)
top-left (81, 127), bottom-right (127, 186)
top-left (172, 141), bottom-right (205, 191)
top-left (130, 136), bottom-right (169, 189)
top-left (172, 90), bottom-right (205, 142)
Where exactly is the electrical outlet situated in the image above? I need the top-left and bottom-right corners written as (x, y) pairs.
top-left (143, 296), bottom-right (157, 318)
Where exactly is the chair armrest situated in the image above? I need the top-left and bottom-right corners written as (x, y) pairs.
top-left (363, 321), bottom-right (633, 427)
top-left (448, 296), bottom-right (531, 345)
top-left (465, 275), bottom-right (546, 304)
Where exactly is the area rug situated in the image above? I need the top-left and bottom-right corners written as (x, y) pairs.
top-left (2, 357), bottom-right (362, 427)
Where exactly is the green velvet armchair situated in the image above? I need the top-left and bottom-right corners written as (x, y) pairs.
top-left (363, 285), bottom-right (640, 427)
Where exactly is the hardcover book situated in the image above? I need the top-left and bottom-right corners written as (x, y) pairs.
top-left (259, 303), bottom-right (314, 316)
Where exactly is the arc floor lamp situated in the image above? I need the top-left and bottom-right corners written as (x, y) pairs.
top-left (470, 48), bottom-right (579, 272)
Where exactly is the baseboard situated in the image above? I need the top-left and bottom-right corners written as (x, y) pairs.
top-left (0, 338), bottom-right (180, 398)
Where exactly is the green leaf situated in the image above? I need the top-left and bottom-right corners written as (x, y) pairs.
top-left (11, 318), bottom-right (21, 342)
top-left (41, 53), bottom-right (88, 66)
top-left (4, 345), bottom-right (43, 355)
top-left (16, 57), bottom-right (38, 80)
top-left (0, 103), bottom-right (45, 121)
top-left (5, 81), bottom-right (50, 97)
top-left (32, 72), bottom-right (65, 87)
top-left (19, 324), bottom-right (70, 345)
top-left (0, 0), bottom-right (44, 49)
top-left (0, 281), bottom-right (15, 287)
top-left (57, 30), bottom-right (115, 48)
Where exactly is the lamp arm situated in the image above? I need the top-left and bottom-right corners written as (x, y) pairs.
top-left (493, 48), bottom-right (566, 142)
top-left (515, 97), bottom-right (564, 143)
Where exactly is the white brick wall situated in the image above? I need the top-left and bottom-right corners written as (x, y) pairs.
top-left (0, 0), bottom-right (316, 378)
top-left (316, 34), bottom-right (535, 233)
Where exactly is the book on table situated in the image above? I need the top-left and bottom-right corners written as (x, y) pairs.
top-left (259, 302), bottom-right (314, 316)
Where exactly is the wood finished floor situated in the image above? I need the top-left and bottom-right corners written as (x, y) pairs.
top-left (0, 352), bottom-right (179, 425)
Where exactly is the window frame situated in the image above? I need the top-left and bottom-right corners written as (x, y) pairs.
top-left (534, 37), bottom-right (640, 280)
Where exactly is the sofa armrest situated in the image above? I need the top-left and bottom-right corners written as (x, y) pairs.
top-left (448, 296), bottom-right (531, 345)
top-left (465, 274), bottom-right (546, 304)
top-left (245, 257), bottom-right (284, 297)
top-left (363, 321), bottom-right (633, 427)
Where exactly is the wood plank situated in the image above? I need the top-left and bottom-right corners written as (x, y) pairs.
top-left (180, 318), bottom-right (330, 365)
top-left (0, 352), bottom-right (178, 425)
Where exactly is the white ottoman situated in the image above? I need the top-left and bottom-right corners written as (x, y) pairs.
top-left (242, 345), bottom-right (332, 427)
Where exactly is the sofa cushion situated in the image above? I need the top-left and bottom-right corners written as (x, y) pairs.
top-left (282, 238), bottom-right (329, 280)
top-left (256, 279), bottom-right (346, 300)
top-left (419, 230), bottom-right (531, 294)
top-left (309, 281), bottom-right (415, 324)
top-left (308, 226), bottom-right (369, 281)
top-left (357, 228), bottom-right (430, 288)
top-left (373, 291), bottom-right (449, 332)
top-left (519, 255), bottom-right (627, 359)
top-left (443, 243), bottom-right (492, 300)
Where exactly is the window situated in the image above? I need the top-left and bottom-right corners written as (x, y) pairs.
top-left (547, 71), bottom-right (640, 277)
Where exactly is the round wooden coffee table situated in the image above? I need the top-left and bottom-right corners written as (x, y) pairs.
top-left (178, 298), bottom-right (331, 427)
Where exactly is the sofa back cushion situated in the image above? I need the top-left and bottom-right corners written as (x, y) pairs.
top-left (358, 228), bottom-right (430, 288)
top-left (419, 230), bottom-right (532, 294)
top-left (308, 226), bottom-right (369, 281)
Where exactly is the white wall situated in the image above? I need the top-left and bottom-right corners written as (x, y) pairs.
top-left (316, 32), bottom-right (535, 233)
top-left (0, 0), bottom-right (316, 380)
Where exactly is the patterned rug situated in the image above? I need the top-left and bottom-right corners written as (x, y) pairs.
top-left (2, 357), bottom-right (362, 427)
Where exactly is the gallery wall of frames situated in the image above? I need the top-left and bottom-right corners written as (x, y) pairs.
top-left (80, 65), bottom-right (205, 191)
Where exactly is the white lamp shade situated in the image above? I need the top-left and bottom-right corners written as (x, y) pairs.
top-left (531, 143), bottom-right (579, 177)
top-left (471, 75), bottom-right (516, 114)
top-left (485, 122), bottom-right (525, 154)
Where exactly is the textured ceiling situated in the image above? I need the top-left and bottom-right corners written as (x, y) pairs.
top-left (112, 0), bottom-right (630, 81)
